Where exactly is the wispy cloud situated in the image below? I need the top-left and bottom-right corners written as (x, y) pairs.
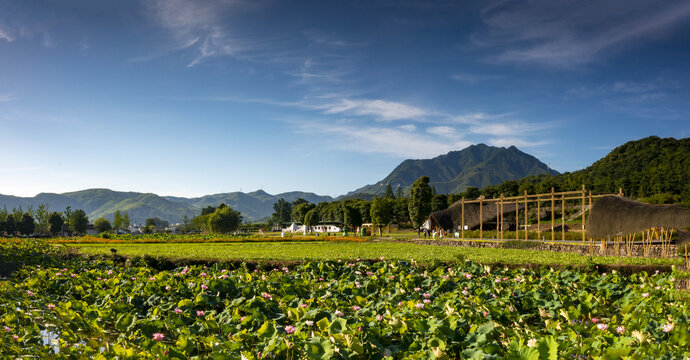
top-left (451, 72), bottom-right (500, 83)
top-left (0, 94), bottom-right (16, 102)
top-left (0, 27), bottom-right (14, 42)
top-left (475, 0), bottom-right (690, 67)
top-left (320, 99), bottom-right (430, 121)
top-left (294, 120), bottom-right (472, 158)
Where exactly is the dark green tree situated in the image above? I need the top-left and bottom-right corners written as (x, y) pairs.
top-left (431, 194), bottom-right (449, 212)
top-left (343, 205), bottom-right (362, 232)
top-left (49, 212), bottom-right (64, 235)
top-left (272, 198), bottom-right (292, 225)
top-left (396, 185), bottom-right (404, 199)
top-left (18, 213), bottom-right (35, 235)
top-left (69, 209), bottom-right (89, 236)
top-left (207, 206), bottom-right (243, 234)
top-left (370, 197), bottom-right (393, 236)
top-left (385, 184), bottom-right (395, 199)
top-left (303, 209), bottom-right (320, 233)
top-left (94, 217), bottom-right (112, 233)
top-left (408, 176), bottom-right (432, 234)
top-left (291, 202), bottom-right (315, 223)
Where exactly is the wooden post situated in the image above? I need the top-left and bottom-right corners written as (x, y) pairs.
top-left (551, 188), bottom-right (555, 243)
top-left (561, 194), bottom-right (565, 242)
top-left (581, 184), bottom-right (586, 243)
top-left (500, 194), bottom-right (504, 241)
top-left (479, 196), bottom-right (483, 241)
top-left (619, 188), bottom-right (623, 196)
top-left (537, 195), bottom-right (541, 241)
top-left (515, 198), bottom-right (519, 240)
top-left (524, 190), bottom-right (528, 241)
top-left (461, 198), bottom-right (465, 240)
top-left (495, 198), bottom-right (499, 241)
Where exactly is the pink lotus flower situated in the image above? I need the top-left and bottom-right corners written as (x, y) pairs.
top-left (335, 310), bottom-right (344, 317)
top-left (376, 315), bottom-right (383, 321)
top-left (423, 299), bottom-right (431, 304)
top-left (663, 323), bottom-right (674, 333)
top-left (131, 277), bottom-right (136, 281)
top-left (71, 273), bottom-right (77, 277)
top-left (107, 270), bottom-right (113, 275)
top-left (300, 304), bottom-right (308, 308)
top-left (285, 325), bottom-right (296, 334)
top-left (597, 323), bottom-right (608, 331)
top-left (200, 272), bottom-right (207, 278)
top-left (13, 334), bottom-right (19, 341)
top-left (26, 290), bottom-right (34, 296)
top-left (615, 326), bottom-right (625, 334)
top-left (201, 285), bottom-right (208, 290)
top-left (165, 286), bottom-right (171, 290)
top-left (415, 303), bottom-right (425, 309)
top-left (4, 326), bottom-right (10, 332)
top-left (149, 277), bottom-right (156, 281)
top-left (196, 310), bottom-right (205, 317)
top-left (261, 292), bottom-right (272, 299)
top-left (414, 287), bottom-right (421, 292)
top-left (423, 293), bottom-right (431, 298)
top-left (591, 317), bottom-right (599, 324)
top-left (174, 308), bottom-right (183, 314)
top-left (55, 272), bottom-right (62, 276)
top-left (152, 333), bottom-right (165, 341)
top-left (352, 305), bottom-right (361, 311)
top-left (380, 256), bottom-right (385, 261)
top-left (641, 293), bottom-right (649, 298)
top-left (47, 304), bottom-right (56, 310)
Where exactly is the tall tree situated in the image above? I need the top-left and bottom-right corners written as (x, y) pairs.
top-left (18, 213), bottom-right (35, 235)
top-left (385, 184), bottom-right (395, 199)
top-left (292, 202), bottom-right (315, 223)
top-left (431, 194), bottom-right (449, 212)
top-left (408, 176), bottom-right (432, 235)
top-left (396, 185), bottom-right (404, 199)
top-left (370, 197), bottom-right (393, 236)
top-left (122, 212), bottom-right (131, 232)
top-left (34, 204), bottom-right (50, 234)
top-left (49, 212), bottom-right (64, 236)
top-left (303, 209), bottom-right (319, 233)
top-left (113, 210), bottom-right (123, 233)
top-left (343, 205), bottom-right (362, 233)
top-left (69, 209), bottom-right (89, 236)
top-left (272, 198), bottom-right (292, 225)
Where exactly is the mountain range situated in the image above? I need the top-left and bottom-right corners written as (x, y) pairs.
top-left (346, 144), bottom-right (557, 197)
top-left (3, 138), bottom-right (684, 223)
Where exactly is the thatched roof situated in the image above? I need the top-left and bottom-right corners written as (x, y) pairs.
top-left (428, 199), bottom-right (521, 231)
top-left (588, 196), bottom-right (690, 238)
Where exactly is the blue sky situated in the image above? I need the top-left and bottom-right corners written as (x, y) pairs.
top-left (1, 0), bottom-right (689, 198)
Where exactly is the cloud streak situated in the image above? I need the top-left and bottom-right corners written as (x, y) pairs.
top-left (475, 0), bottom-right (690, 67)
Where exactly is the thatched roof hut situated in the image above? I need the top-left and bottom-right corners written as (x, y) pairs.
top-left (588, 196), bottom-right (690, 238)
top-left (428, 199), bottom-right (521, 231)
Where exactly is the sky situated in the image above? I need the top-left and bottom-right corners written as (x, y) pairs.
top-left (1, 0), bottom-right (689, 198)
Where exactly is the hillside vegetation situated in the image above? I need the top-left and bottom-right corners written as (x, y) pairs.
top-left (484, 136), bottom-right (690, 206)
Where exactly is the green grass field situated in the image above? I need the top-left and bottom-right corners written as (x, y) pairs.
top-left (70, 240), bottom-right (683, 266)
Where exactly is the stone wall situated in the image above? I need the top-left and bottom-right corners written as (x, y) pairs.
top-left (399, 239), bottom-right (681, 259)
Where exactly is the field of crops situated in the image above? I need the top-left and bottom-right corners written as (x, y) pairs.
top-left (70, 241), bottom-right (684, 267)
top-left (1, 240), bottom-right (689, 359)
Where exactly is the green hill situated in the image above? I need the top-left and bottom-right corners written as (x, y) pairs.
top-left (489, 136), bottom-right (690, 205)
top-left (0, 189), bottom-right (333, 224)
top-left (346, 144), bottom-right (557, 196)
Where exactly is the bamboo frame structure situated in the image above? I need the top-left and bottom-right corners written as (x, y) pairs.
top-left (446, 185), bottom-right (620, 244)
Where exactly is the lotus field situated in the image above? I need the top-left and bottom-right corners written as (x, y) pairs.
top-left (1, 241), bottom-right (688, 359)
